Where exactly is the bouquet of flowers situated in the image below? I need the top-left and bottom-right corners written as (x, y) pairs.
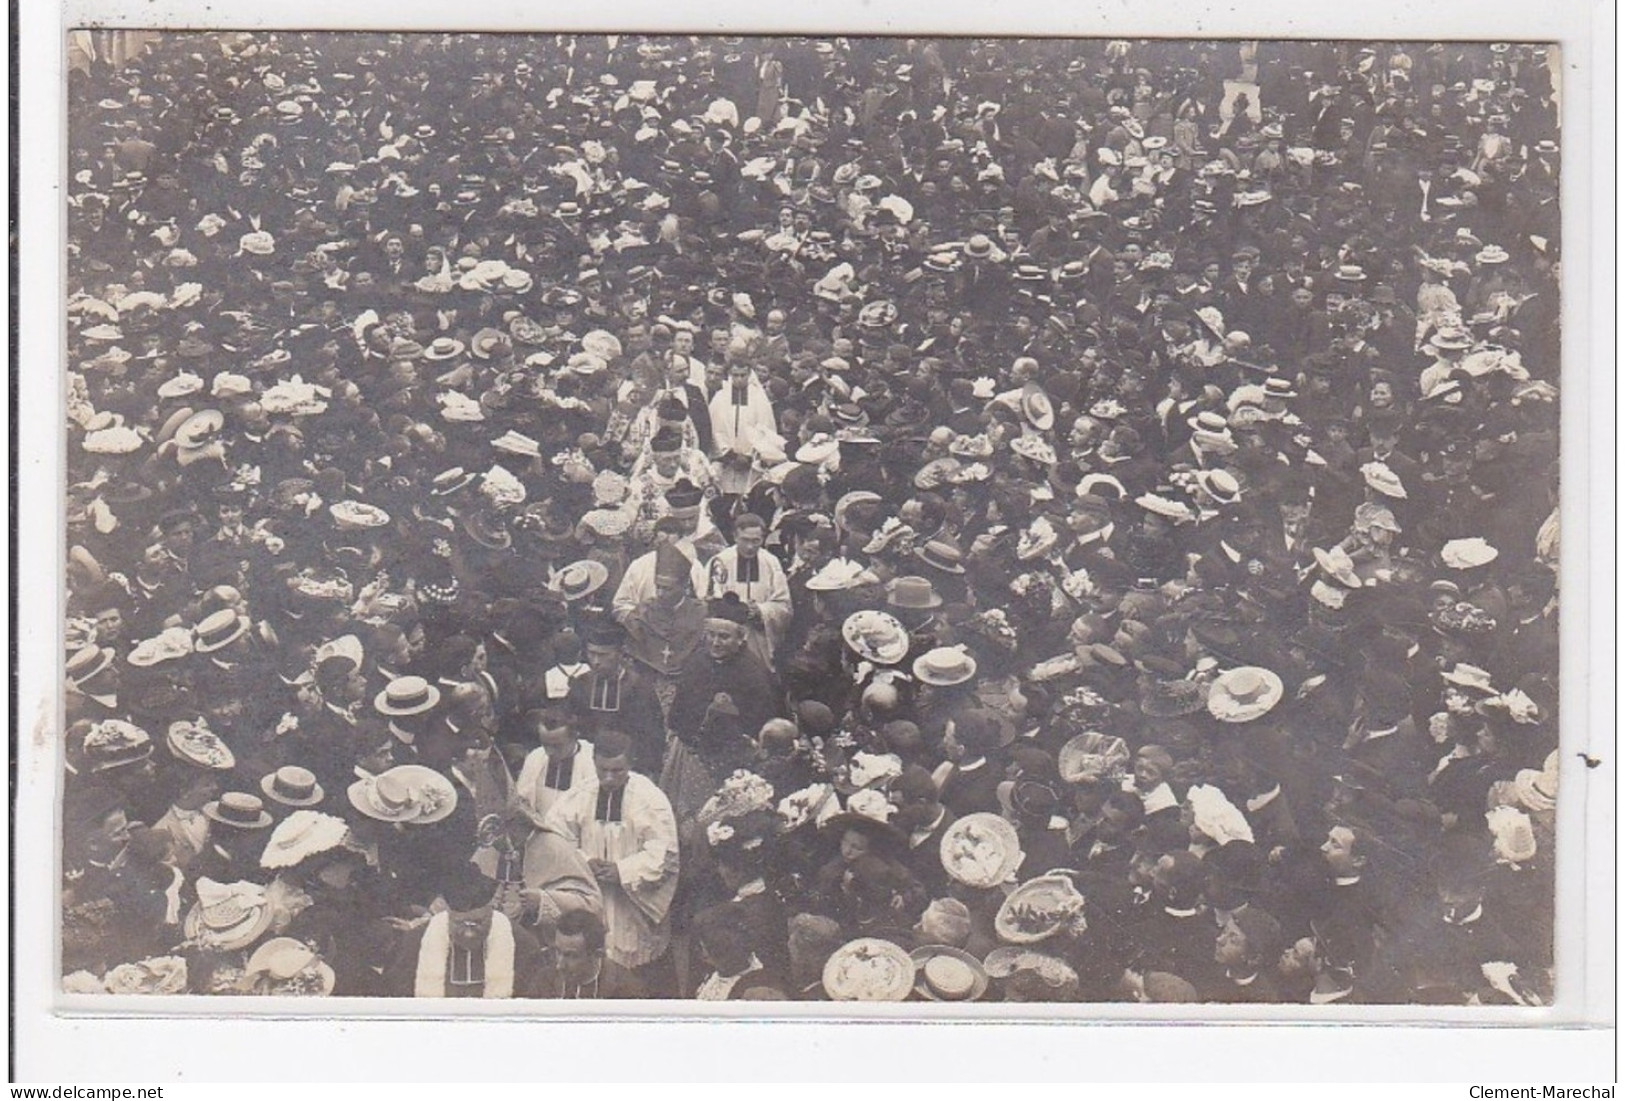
top-left (965, 608), bottom-right (1020, 654)
top-left (1052, 686), bottom-right (1113, 736)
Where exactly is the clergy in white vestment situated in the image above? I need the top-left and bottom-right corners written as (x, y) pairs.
top-left (695, 512), bottom-right (791, 662)
top-left (611, 519), bottom-right (702, 627)
top-left (545, 731), bottom-right (680, 972)
top-left (708, 362), bottom-right (777, 495)
top-left (511, 709), bottom-right (597, 826)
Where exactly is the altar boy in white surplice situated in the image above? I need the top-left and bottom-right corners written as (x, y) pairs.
top-left (545, 731), bottom-right (680, 985)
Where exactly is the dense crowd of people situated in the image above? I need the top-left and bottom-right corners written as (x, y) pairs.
top-left (62, 33), bottom-right (1562, 1005)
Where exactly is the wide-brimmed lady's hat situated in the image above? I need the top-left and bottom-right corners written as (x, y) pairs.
top-left (260, 765), bottom-right (325, 808)
top-left (260, 810), bottom-right (349, 869)
top-left (1312, 546), bottom-right (1365, 589)
top-left (374, 675), bottom-right (441, 717)
top-left (1513, 763), bottom-right (1558, 814)
top-left (460, 508), bottom-right (513, 551)
top-left (81, 719), bottom-right (153, 772)
top-left (1441, 662), bottom-right (1497, 694)
top-left (822, 938), bottom-right (915, 1002)
top-left (795, 434), bottom-right (840, 465)
top-left (1206, 666), bottom-right (1286, 723)
top-left (346, 764), bottom-right (458, 824)
top-left (842, 610), bottom-right (909, 665)
top-left (184, 879), bottom-right (273, 951)
top-left (913, 646), bottom-right (977, 687)
top-left (173, 408), bottom-right (225, 450)
top-left (167, 718), bottom-right (235, 770)
top-left (1441, 537), bottom-right (1499, 569)
top-left (1137, 678), bottom-right (1210, 719)
top-left (242, 937), bottom-right (337, 996)
top-left (203, 792), bottom-right (274, 829)
top-left (1057, 731), bottom-right (1132, 784)
top-left (940, 812), bottom-right (1023, 888)
top-left (857, 300), bottom-right (897, 329)
top-left (1021, 388), bottom-right (1055, 431)
top-left (1016, 516), bottom-right (1059, 561)
top-left (948, 433), bottom-right (995, 459)
top-left (914, 457), bottom-right (962, 490)
top-left (470, 328), bottom-right (513, 360)
top-left (1010, 434), bottom-right (1057, 465)
top-left (1360, 461), bottom-right (1408, 499)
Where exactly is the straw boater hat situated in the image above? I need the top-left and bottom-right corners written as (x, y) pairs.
top-left (66, 643), bottom-right (115, 687)
top-left (1206, 666), bottom-right (1285, 723)
top-left (202, 792), bottom-right (274, 830)
top-left (374, 675), bottom-right (441, 717)
top-left (260, 765), bottom-right (326, 808)
top-left (1195, 469), bottom-right (1242, 505)
top-left (422, 336), bottom-right (466, 361)
top-left (911, 945), bottom-right (991, 1002)
top-left (193, 609), bottom-right (250, 653)
top-left (914, 538), bottom-right (966, 575)
top-left (431, 467), bottom-right (481, 496)
top-left (549, 559), bottom-right (610, 602)
top-left (913, 646), bottom-right (977, 687)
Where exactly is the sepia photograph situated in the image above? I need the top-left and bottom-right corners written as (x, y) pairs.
top-left (54, 26), bottom-right (1573, 1014)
